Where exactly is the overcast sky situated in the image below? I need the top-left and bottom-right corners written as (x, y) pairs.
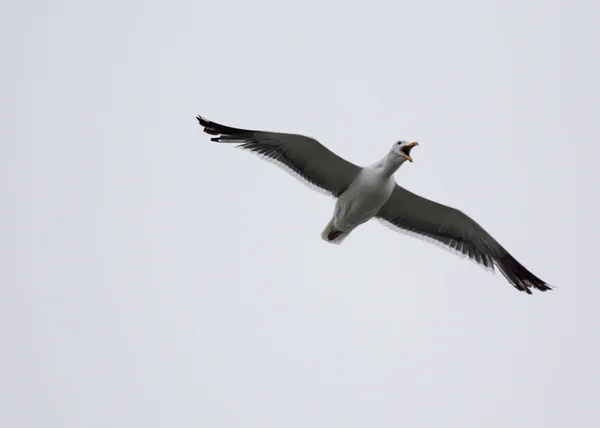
top-left (3, 0), bottom-right (600, 427)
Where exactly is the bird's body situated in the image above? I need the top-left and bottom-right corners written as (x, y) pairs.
top-left (197, 114), bottom-right (553, 294)
top-left (325, 157), bottom-right (398, 243)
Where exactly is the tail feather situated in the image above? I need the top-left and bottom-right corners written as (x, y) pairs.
top-left (321, 219), bottom-right (350, 245)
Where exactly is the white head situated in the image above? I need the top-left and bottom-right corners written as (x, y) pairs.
top-left (389, 140), bottom-right (419, 164)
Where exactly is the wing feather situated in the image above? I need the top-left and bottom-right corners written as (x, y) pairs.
top-left (377, 185), bottom-right (551, 294)
top-left (197, 115), bottom-right (361, 197)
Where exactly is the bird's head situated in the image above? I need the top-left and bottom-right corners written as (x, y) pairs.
top-left (391, 141), bottom-right (419, 163)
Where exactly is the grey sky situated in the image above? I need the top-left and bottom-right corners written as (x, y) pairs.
top-left (2, 0), bottom-right (600, 426)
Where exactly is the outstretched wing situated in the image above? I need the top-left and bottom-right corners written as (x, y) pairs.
top-left (377, 185), bottom-right (551, 294)
top-left (197, 115), bottom-right (361, 197)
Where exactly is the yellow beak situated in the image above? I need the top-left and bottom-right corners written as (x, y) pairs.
top-left (401, 142), bottom-right (419, 162)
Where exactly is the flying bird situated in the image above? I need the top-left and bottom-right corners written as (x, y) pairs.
top-left (196, 115), bottom-right (551, 294)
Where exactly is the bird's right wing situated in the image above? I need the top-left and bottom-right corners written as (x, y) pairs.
top-left (197, 115), bottom-right (361, 197)
top-left (376, 185), bottom-right (551, 294)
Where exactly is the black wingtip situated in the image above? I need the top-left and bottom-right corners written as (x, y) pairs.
top-left (195, 114), bottom-right (256, 141)
top-left (496, 252), bottom-right (553, 294)
top-left (195, 115), bottom-right (214, 132)
top-left (196, 115), bottom-right (209, 127)
top-left (196, 115), bottom-right (224, 137)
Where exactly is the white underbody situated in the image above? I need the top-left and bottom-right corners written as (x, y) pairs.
top-left (330, 165), bottom-right (396, 234)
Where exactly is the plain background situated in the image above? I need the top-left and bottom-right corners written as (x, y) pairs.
top-left (3, 0), bottom-right (600, 427)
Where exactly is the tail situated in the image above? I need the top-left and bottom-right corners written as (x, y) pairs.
top-left (321, 218), bottom-right (350, 245)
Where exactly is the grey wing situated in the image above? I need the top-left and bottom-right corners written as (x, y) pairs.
top-left (376, 185), bottom-right (552, 294)
top-left (197, 115), bottom-right (361, 197)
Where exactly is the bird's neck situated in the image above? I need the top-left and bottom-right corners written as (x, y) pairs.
top-left (375, 153), bottom-right (404, 178)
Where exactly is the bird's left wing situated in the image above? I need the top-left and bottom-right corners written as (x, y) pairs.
top-left (376, 185), bottom-right (551, 294)
top-left (197, 115), bottom-right (361, 197)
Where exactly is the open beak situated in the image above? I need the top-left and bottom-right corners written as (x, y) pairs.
top-left (401, 142), bottom-right (419, 162)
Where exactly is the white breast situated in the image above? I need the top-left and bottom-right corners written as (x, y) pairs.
top-left (332, 166), bottom-right (395, 232)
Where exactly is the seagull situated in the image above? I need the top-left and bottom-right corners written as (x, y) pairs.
top-left (196, 115), bottom-right (551, 294)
